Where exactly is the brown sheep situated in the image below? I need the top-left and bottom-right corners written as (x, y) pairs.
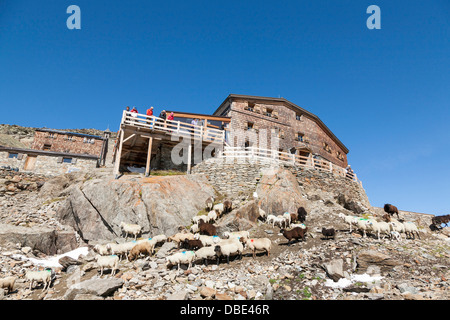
top-left (128, 241), bottom-right (155, 261)
top-left (183, 238), bottom-right (204, 250)
top-left (280, 227), bottom-right (308, 246)
top-left (223, 199), bottom-right (233, 214)
top-left (198, 220), bottom-right (217, 236)
top-left (384, 204), bottom-right (400, 219)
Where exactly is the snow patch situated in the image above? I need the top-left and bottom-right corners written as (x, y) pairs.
top-left (324, 273), bottom-right (383, 289)
top-left (12, 247), bottom-right (89, 268)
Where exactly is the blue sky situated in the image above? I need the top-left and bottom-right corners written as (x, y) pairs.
top-left (0, 1), bottom-right (449, 215)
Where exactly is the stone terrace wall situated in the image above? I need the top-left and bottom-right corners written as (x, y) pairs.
top-left (192, 157), bottom-right (370, 211)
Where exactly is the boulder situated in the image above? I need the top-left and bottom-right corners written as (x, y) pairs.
top-left (65, 277), bottom-right (124, 299)
top-left (357, 250), bottom-right (401, 271)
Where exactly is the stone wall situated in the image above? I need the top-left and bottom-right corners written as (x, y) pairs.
top-left (191, 157), bottom-right (368, 209)
top-left (0, 151), bottom-right (98, 176)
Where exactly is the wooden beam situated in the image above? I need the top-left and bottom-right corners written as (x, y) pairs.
top-left (113, 129), bottom-right (125, 178)
top-left (145, 137), bottom-right (153, 177)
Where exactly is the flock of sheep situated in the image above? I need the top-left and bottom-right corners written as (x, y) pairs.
top-left (0, 198), bottom-right (425, 295)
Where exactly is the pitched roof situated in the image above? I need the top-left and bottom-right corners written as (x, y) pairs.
top-left (213, 94), bottom-right (349, 154)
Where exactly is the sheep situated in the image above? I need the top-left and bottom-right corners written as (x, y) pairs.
top-left (431, 215), bottom-right (450, 229)
top-left (106, 241), bottom-right (136, 260)
top-left (120, 222), bottom-right (142, 240)
top-left (297, 207), bottom-right (308, 223)
top-left (390, 231), bottom-right (402, 241)
top-left (25, 269), bottom-right (53, 291)
top-left (280, 227), bottom-right (308, 246)
top-left (290, 213), bottom-right (299, 223)
top-left (190, 224), bottom-right (200, 234)
top-left (365, 220), bottom-right (381, 240)
top-left (166, 251), bottom-right (196, 270)
top-left (93, 244), bottom-right (110, 256)
top-left (207, 210), bottom-right (219, 223)
top-left (128, 241), bottom-right (155, 261)
top-left (192, 215), bottom-right (208, 225)
top-left (168, 232), bottom-right (195, 248)
top-left (283, 212), bottom-right (291, 226)
top-left (321, 228), bottom-right (336, 240)
top-left (96, 255), bottom-right (119, 276)
top-left (194, 234), bottom-right (221, 246)
top-left (214, 241), bottom-right (244, 265)
top-left (266, 214), bottom-right (277, 226)
top-left (290, 223), bottom-right (306, 229)
top-left (403, 221), bottom-right (421, 240)
top-left (183, 238), bottom-right (204, 250)
top-left (338, 213), bottom-right (358, 232)
top-left (240, 237), bottom-right (271, 258)
top-left (194, 246), bottom-right (218, 266)
top-left (205, 196), bottom-right (214, 211)
top-left (258, 207), bottom-right (267, 221)
top-left (223, 199), bottom-right (233, 214)
top-left (213, 203), bottom-right (224, 215)
top-left (223, 231), bottom-right (250, 240)
top-left (0, 276), bottom-right (16, 294)
top-left (354, 218), bottom-right (376, 238)
top-left (384, 204), bottom-right (400, 220)
top-left (272, 215), bottom-right (287, 228)
top-left (198, 220), bottom-right (217, 236)
top-left (152, 234), bottom-right (167, 246)
top-left (389, 220), bottom-right (405, 235)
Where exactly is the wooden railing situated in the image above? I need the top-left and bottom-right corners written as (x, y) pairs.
top-left (220, 146), bottom-right (361, 185)
top-left (121, 111), bottom-right (225, 143)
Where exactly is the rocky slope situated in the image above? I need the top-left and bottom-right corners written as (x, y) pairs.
top-left (0, 167), bottom-right (448, 301)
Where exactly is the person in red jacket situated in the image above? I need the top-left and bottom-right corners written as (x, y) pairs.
top-left (146, 107), bottom-right (154, 127)
top-left (167, 112), bottom-right (174, 121)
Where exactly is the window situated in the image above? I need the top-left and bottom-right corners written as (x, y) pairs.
top-left (336, 151), bottom-right (344, 161)
top-left (47, 133), bottom-right (55, 139)
top-left (43, 144), bottom-right (52, 151)
top-left (296, 114), bottom-right (303, 121)
top-left (297, 133), bottom-right (304, 142)
top-left (8, 153), bottom-right (18, 159)
top-left (323, 142), bottom-right (332, 153)
top-left (65, 135), bottom-right (75, 142)
top-left (265, 108), bottom-right (273, 117)
top-left (246, 122), bottom-right (254, 131)
top-left (63, 157), bottom-right (73, 164)
top-left (245, 102), bottom-right (255, 112)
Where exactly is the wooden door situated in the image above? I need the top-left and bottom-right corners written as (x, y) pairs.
top-left (24, 155), bottom-right (37, 171)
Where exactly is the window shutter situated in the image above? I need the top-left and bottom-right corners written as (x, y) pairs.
top-left (17, 153), bottom-right (24, 160)
top-left (57, 157), bottom-right (63, 163)
top-left (71, 158), bottom-right (78, 164)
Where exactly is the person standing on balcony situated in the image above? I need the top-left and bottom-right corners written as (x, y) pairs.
top-left (167, 112), bottom-right (174, 121)
top-left (159, 110), bottom-right (167, 128)
top-left (130, 107), bottom-right (139, 124)
top-left (146, 107), bottom-right (154, 128)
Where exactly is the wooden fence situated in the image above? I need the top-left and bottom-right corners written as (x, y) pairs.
top-left (220, 146), bottom-right (361, 185)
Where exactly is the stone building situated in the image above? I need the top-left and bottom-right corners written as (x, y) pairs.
top-left (0, 129), bottom-right (112, 176)
top-left (213, 94), bottom-right (349, 168)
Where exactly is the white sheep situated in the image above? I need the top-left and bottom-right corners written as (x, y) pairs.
top-left (120, 222), bottom-right (142, 240)
top-left (192, 215), bottom-right (208, 225)
top-left (365, 220), bottom-right (381, 240)
top-left (194, 234), bottom-right (221, 246)
top-left (214, 241), bottom-right (244, 264)
top-left (168, 232), bottom-right (195, 247)
top-left (290, 223), bottom-right (306, 229)
top-left (152, 234), bottom-right (167, 246)
top-left (0, 276), bottom-right (16, 294)
top-left (207, 210), bottom-right (219, 223)
top-left (338, 213), bottom-right (358, 232)
top-left (194, 246), bottom-right (218, 266)
top-left (402, 221), bottom-right (421, 240)
top-left (213, 203), bottom-right (224, 215)
top-left (25, 270), bottom-right (53, 291)
top-left (223, 231), bottom-right (250, 240)
top-left (390, 231), bottom-right (402, 241)
top-left (93, 244), bottom-right (110, 256)
top-left (273, 215), bottom-right (287, 229)
top-left (166, 251), bottom-right (196, 270)
top-left (96, 255), bottom-right (119, 276)
top-left (106, 241), bottom-right (136, 260)
top-left (354, 218), bottom-right (374, 237)
top-left (241, 237), bottom-right (272, 258)
top-left (258, 207), bottom-right (267, 220)
top-left (266, 214), bottom-right (276, 226)
top-left (389, 221), bottom-right (405, 235)
top-left (282, 212), bottom-right (291, 227)
top-left (376, 221), bottom-right (392, 239)
top-left (190, 224), bottom-right (200, 234)
top-left (205, 196), bottom-right (215, 211)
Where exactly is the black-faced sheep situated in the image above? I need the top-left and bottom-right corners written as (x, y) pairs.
top-left (205, 196), bottom-right (214, 211)
top-left (223, 199), bottom-right (233, 214)
top-left (214, 241), bottom-right (243, 264)
top-left (198, 220), bottom-right (217, 236)
top-left (384, 204), bottom-right (400, 219)
top-left (280, 227), bottom-right (308, 245)
top-left (321, 228), bottom-right (336, 240)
